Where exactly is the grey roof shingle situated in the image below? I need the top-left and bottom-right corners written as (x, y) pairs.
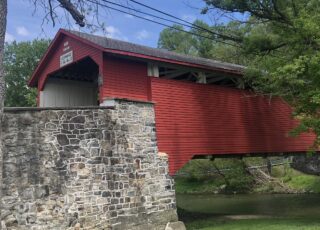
top-left (67, 30), bottom-right (244, 74)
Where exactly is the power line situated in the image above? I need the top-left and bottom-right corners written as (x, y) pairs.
top-left (87, 0), bottom-right (240, 47)
top-left (99, 0), bottom-right (240, 42)
top-left (128, 0), bottom-right (242, 42)
top-left (128, 0), bottom-right (196, 25)
top-left (126, 1), bottom-right (287, 58)
top-left (99, 0), bottom-right (206, 34)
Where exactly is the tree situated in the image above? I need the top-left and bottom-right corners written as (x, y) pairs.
top-left (158, 25), bottom-right (196, 56)
top-left (0, 3), bottom-right (7, 227)
top-left (0, 0), bottom-right (88, 107)
top-left (4, 40), bottom-right (50, 107)
top-left (200, 0), bottom-right (320, 146)
top-left (158, 2), bottom-right (320, 143)
top-left (0, 1), bottom-right (100, 227)
top-left (178, 158), bottom-right (254, 193)
top-left (158, 20), bottom-right (248, 65)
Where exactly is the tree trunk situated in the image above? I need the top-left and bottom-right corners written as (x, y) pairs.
top-left (0, 0), bottom-right (7, 229)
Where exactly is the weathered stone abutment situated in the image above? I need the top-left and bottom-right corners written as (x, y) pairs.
top-left (1, 100), bottom-right (178, 229)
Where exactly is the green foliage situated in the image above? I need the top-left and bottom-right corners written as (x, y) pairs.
top-left (176, 159), bottom-right (254, 193)
top-left (175, 178), bottom-right (222, 194)
top-left (275, 166), bottom-right (320, 193)
top-left (223, 160), bottom-right (254, 193)
top-left (176, 157), bottom-right (320, 194)
top-left (158, 25), bottom-right (197, 55)
top-left (160, 0), bottom-right (320, 146)
top-left (287, 175), bottom-right (320, 193)
top-left (158, 20), bottom-right (248, 64)
top-left (4, 39), bottom-right (50, 107)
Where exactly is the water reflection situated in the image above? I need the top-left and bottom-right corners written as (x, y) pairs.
top-left (177, 194), bottom-right (320, 218)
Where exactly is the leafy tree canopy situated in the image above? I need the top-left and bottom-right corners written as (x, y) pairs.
top-left (158, 20), bottom-right (247, 64)
top-left (202, 0), bottom-right (320, 145)
top-left (4, 39), bottom-right (50, 107)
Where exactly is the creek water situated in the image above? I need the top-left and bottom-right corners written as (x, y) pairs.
top-left (176, 193), bottom-right (320, 219)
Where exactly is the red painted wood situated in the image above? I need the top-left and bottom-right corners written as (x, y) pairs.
top-left (29, 29), bottom-right (105, 87)
top-left (151, 78), bottom-right (316, 175)
top-left (102, 56), bottom-right (149, 101)
top-left (29, 29), bottom-right (241, 88)
top-left (29, 30), bottom-right (315, 176)
top-left (101, 48), bottom-right (242, 76)
top-left (34, 34), bottom-right (103, 95)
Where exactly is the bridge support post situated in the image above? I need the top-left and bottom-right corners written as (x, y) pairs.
top-left (0, 99), bottom-right (183, 229)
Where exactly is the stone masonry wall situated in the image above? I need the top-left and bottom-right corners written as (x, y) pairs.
top-left (1, 100), bottom-right (178, 229)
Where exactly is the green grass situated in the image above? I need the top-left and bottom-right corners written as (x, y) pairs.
top-left (175, 158), bottom-right (255, 194)
top-left (273, 166), bottom-right (320, 193)
top-left (176, 159), bottom-right (320, 195)
top-left (185, 217), bottom-right (320, 230)
top-left (286, 174), bottom-right (320, 193)
top-left (175, 177), bottom-right (223, 194)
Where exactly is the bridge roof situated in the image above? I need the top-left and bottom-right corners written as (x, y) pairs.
top-left (67, 30), bottom-right (244, 75)
top-left (29, 29), bottom-right (244, 87)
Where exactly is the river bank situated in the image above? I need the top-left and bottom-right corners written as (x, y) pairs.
top-left (183, 216), bottom-right (320, 230)
top-left (176, 193), bottom-right (320, 230)
top-left (174, 158), bottom-right (320, 195)
top-left (175, 158), bottom-right (320, 229)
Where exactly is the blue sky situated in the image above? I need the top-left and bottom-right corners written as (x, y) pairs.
top-left (6, 0), bottom-right (218, 47)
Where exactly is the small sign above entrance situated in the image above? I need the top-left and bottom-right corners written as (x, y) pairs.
top-left (60, 50), bottom-right (73, 67)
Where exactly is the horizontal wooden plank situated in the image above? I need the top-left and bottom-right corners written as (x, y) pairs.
top-left (151, 78), bottom-right (315, 174)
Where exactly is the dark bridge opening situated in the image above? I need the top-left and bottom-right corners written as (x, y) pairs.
top-left (39, 57), bottom-right (99, 107)
top-left (158, 65), bottom-right (245, 89)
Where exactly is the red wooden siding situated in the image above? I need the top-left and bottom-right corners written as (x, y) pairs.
top-left (30, 30), bottom-right (315, 176)
top-left (151, 78), bottom-right (316, 175)
top-left (37, 35), bottom-right (103, 92)
top-left (102, 56), bottom-right (149, 101)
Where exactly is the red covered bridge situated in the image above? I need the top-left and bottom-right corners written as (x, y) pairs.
top-left (28, 29), bottom-right (315, 175)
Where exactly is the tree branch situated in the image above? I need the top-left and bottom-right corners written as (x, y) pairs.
top-left (271, 0), bottom-right (291, 25)
top-left (48, 0), bottom-right (55, 27)
top-left (56, 0), bottom-right (85, 27)
top-left (260, 42), bottom-right (287, 53)
top-left (204, 0), bottom-right (293, 27)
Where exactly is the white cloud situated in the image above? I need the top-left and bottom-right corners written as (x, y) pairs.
top-left (16, 26), bottom-right (30, 36)
top-left (105, 26), bottom-right (120, 37)
top-left (182, 14), bottom-right (196, 22)
top-left (103, 25), bottom-right (128, 41)
top-left (5, 32), bottom-right (15, 42)
top-left (136, 30), bottom-right (150, 40)
top-left (105, 25), bottom-right (124, 40)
